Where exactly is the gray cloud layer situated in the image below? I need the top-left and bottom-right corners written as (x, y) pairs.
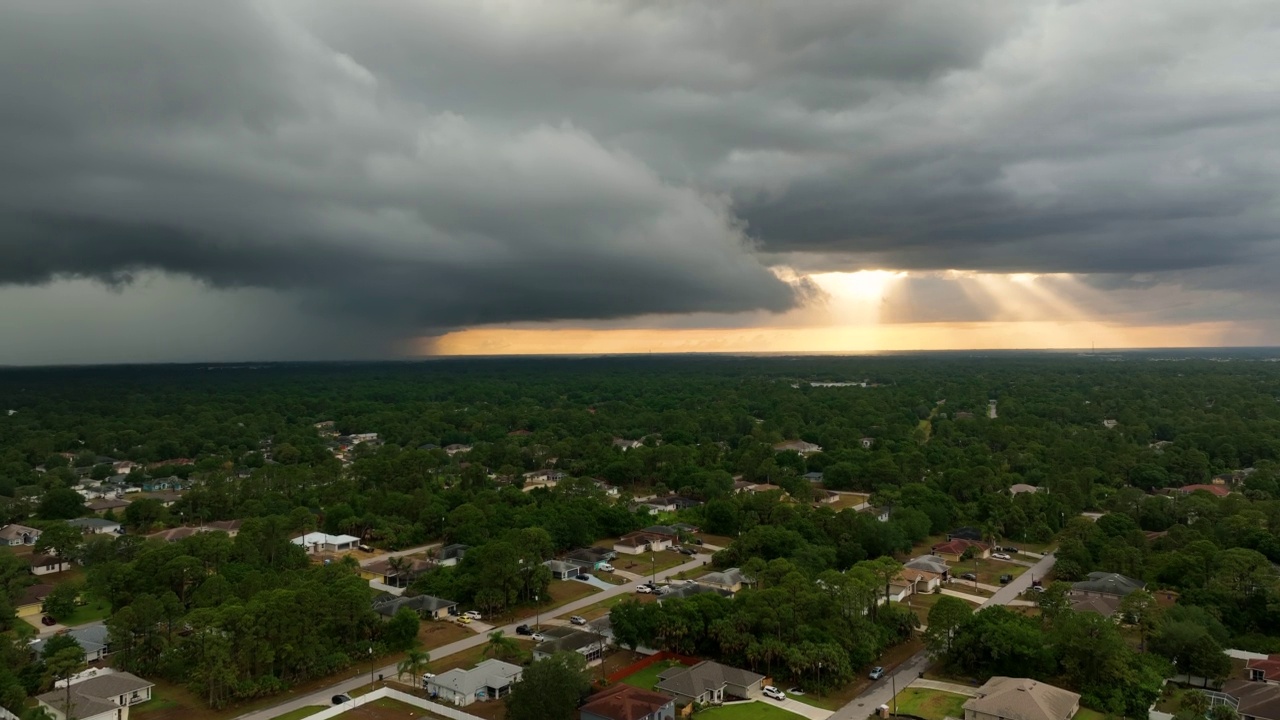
top-left (3, 0), bottom-right (1280, 357)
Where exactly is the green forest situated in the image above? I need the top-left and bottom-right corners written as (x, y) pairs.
top-left (2, 354), bottom-right (1280, 718)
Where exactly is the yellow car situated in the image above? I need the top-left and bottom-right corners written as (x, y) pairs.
top-left (455, 616), bottom-right (472, 625)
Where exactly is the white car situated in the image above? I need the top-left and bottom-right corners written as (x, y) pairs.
top-left (763, 686), bottom-right (786, 701)
top-left (992, 553), bottom-right (1011, 560)
top-left (599, 563), bottom-right (614, 573)
top-left (636, 585), bottom-right (652, 594)
top-left (463, 610), bottom-right (482, 620)
top-left (531, 633), bottom-right (545, 642)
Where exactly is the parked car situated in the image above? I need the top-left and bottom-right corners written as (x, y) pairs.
top-left (678, 547), bottom-right (697, 555)
top-left (1030, 585), bottom-right (1045, 593)
top-left (420, 673), bottom-right (435, 686)
top-left (570, 615), bottom-right (587, 626)
top-left (463, 610), bottom-right (482, 620)
top-left (869, 666), bottom-right (885, 680)
top-left (531, 633), bottom-right (545, 642)
top-left (332, 695), bottom-right (352, 705)
top-left (1002, 546), bottom-right (1020, 553)
top-left (999, 574), bottom-right (1013, 584)
top-left (599, 563), bottom-right (614, 573)
top-left (787, 687), bottom-right (805, 696)
top-left (691, 538), bottom-right (703, 545)
top-left (992, 552), bottom-right (1012, 560)
top-left (40, 615), bottom-right (56, 626)
top-left (515, 624), bottom-right (533, 635)
top-left (358, 544), bottom-right (374, 553)
top-left (636, 585), bottom-right (652, 594)
top-left (763, 686), bottom-right (786, 701)
top-left (456, 615), bottom-right (472, 624)
top-left (959, 572), bottom-right (978, 581)
top-left (577, 573), bottom-right (591, 580)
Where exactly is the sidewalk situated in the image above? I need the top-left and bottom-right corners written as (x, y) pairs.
top-left (907, 678), bottom-right (980, 697)
top-left (940, 589), bottom-right (988, 605)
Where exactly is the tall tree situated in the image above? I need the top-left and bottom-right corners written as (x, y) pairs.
top-left (505, 652), bottom-right (591, 720)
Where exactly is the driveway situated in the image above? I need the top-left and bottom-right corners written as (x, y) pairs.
top-left (939, 589), bottom-right (988, 605)
top-left (235, 552), bottom-right (715, 720)
top-left (770, 697), bottom-right (834, 720)
top-left (573, 574), bottom-right (616, 591)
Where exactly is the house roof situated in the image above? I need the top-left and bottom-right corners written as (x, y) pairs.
top-left (291, 532), bottom-right (360, 546)
top-left (147, 527), bottom-right (202, 542)
top-left (1069, 595), bottom-right (1121, 617)
top-left (439, 543), bottom-right (469, 559)
top-left (615, 533), bottom-right (662, 548)
top-left (641, 525), bottom-right (679, 537)
top-left (1070, 572), bottom-right (1145, 597)
top-left (428, 659), bottom-right (521, 697)
top-left (898, 568), bottom-right (942, 584)
top-left (364, 558), bottom-right (433, 577)
top-left (17, 583), bottom-right (55, 607)
top-left (803, 472), bottom-right (824, 481)
top-left (204, 520), bottom-right (243, 532)
top-left (37, 671), bottom-right (154, 720)
top-left (773, 440), bottom-right (821, 452)
top-left (905, 556), bottom-right (950, 575)
top-left (87, 499), bottom-right (131, 511)
top-left (700, 568), bottom-right (745, 588)
top-left (580, 684), bottom-right (674, 720)
top-left (0, 523), bottom-right (39, 541)
top-left (962, 677), bottom-right (1080, 720)
top-left (544, 559), bottom-right (583, 574)
top-left (948, 527), bottom-right (984, 541)
top-left (533, 628), bottom-right (601, 655)
top-left (372, 594), bottom-right (456, 616)
top-left (1224, 679), bottom-right (1280, 720)
top-left (655, 661), bottom-right (764, 699)
top-left (31, 624), bottom-right (110, 658)
top-left (1247, 655), bottom-right (1280, 683)
top-left (932, 538), bottom-right (989, 555)
top-left (660, 583), bottom-right (732, 601)
top-left (1179, 484), bottom-right (1230, 497)
top-left (1009, 484), bottom-right (1040, 495)
top-left (31, 554), bottom-right (67, 568)
top-left (67, 518), bottom-right (121, 530)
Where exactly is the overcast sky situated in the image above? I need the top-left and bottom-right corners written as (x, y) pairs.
top-left (3, 0), bottom-right (1279, 364)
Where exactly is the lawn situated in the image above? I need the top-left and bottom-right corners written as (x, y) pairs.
top-left (417, 619), bottom-right (472, 650)
top-left (1073, 708), bottom-right (1110, 720)
top-left (948, 557), bottom-right (1029, 587)
top-left (63, 597), bottom-right (112, 626)
top-left (272, 706), bottom-right (324, 720)
top-left (611, 550), bottom-right (690, 578)
top-left (889, 688), bottom-right (969, 720)
top-left (334, 697), bottom-right (425, 720)
top-left (620, 660), bottom-right (683, 690)
top-left (561, 591), bottom-right (656, 621)
top-left (692, 702), bottom-right (799, 720)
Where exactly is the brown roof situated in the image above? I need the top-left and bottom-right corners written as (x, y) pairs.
top-left (580, 684), bottom-right (673, 720)
top-left (1248, 655), bottom-right (1280, 683)
top-left (932, 538), bottom-right (989, 555)
top-left (1070, 595), bottom-right (1121, 617)
top-left (898, 568), bottom-right (942, 584)
top-left (616, 532), bottom-right (663, 548)
top-left (204, 520), bottom-right (242, 532)
top-left (17, 583), bottom-right (55, 607)
top-left (1224, 678), bottom-right (1280, 720)
top-left (147, 527), bottom-right (202, 542)
top-left (964, 677), bottom-right (1079, 720)
top-left (364, 557), bottom-right (434, 576)
top-left (1179, 484), bottom-right (1230, 497)
top-left (87, 498), bottom-right (131, 511)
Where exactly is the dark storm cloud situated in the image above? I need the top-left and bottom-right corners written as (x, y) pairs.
top-left (2, 0), bottom-right (1279, 354)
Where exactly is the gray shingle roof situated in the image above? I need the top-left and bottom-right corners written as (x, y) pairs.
top-left (37, 671), bottom-right (154, 720)
top-left (655, 661), bottom-right (763, 699)
top-left (1070, 572), bottom-right (1145, 597)
top-left (962, 677), bottom-right (1079, 720)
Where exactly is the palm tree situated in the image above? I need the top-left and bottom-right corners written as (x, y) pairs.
top-left (387, 556), bottom-right (410, 587)
top-left (396, 647), bottom-right (431, 686)
top-left (484, 630), bottom-right (520, 661)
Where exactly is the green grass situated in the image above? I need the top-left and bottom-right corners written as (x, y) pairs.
top-left (620, 660), bottom-right (682, 690)
top-left (1073, 708), bottom-right (1110, 720)
top-left (272, 706), bottom-right (325, 720)
top-left (890, 688), bottom-right (969, 720)
top-left (692, 702), bottom-right (801, 720)
top-left (62, 598), bottom-right (112, 626)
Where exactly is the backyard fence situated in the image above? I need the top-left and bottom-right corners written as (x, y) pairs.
top-left (302, 687), bottom-right (483, 720)
top-left (605, 651), bottom-right (700, 684)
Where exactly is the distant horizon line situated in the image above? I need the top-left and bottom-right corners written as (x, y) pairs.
top-left (4, 345), bottom-right (1280, 370)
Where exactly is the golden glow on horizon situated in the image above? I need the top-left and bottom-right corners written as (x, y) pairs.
top-left (424, 320), bottom-right (1237, 356)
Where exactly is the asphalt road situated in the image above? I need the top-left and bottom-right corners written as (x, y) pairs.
top-left (828, 552), bottom-right (1056, 720)
top-left (234, 552), bottom-right (714, 720)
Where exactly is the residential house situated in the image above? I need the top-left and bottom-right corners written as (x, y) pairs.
top-left (146, 527), bottom-right (203, 543)
top-left (1102, 419), bottom-right (1118, 429)
top-left (905, 555), bottom-right (951, 580)
top-left (86, 499), bottom-right (130, 514)
top-left (863, 505), bottom-right (892, 522)
top-left (772, 440), bottom-right (823, 456)
top-left (425, 659), bottom-right (522, 707)
top-left (1220, 678), bottom-right (1280, 720)
top-left (111, 461), bottom-right (138, 475)
top-left (532, 626), bottom-right (608, 663)
top-left (579, 684), bottom-right (676, 720)
top-left (36, 670), bottom-right (154, 720)
top-left (444, 444), bottom-right (473, 456)
top-left (1009, 483), bottom-right (1040, 495)
top-left (31, 624), bottom-right (111, 663)
top-left (803, 471), bottom-right (824, 483)
top-left (31, 554), bottom-right (73, 576)
top-left (860, 437), bottom-right (875, 449)
top-left (655, 661), bottom-right (765, 706)
top-left (521, 469), bottom-right (565, 490)
top-left (371, 593), bottom-right (457, 620)
top-left (1069, 595), bottom-right (1121, 618)
top-left (1, 523), bottom-right (40, 546)
top-left (1247, 655), bottom-right (1280, 684)
top-left (138, 491), bottom-right (183, 508)
top-left (659, 582), bottom-right (733, 602)
top-left (290, 532), bottom-right (360, 553)
top-left (613, 438), bottom-right (643, 451)
top-left (947, 527), bottom-right (984, 542)
top-left (1177, 484), bottom-right (1231, 498)
top-left (1069, 572), bottom-right (1145, 599)
top-left (203, 520), bottom-right (242, 537)
top-left (670, 522), bottom-right (700, 534)
top-left (594, 480), bottom-right (620, 498)
top-left (731, 480), bottom-right (758, 494)
top-left (544, 559), bottom-right (585, 580)
top-left (813, 489), bottom-right (840, 506)
top-left (613, 532), bottom-right (672, 556)
top-left (362, 557), bottom-right (433, 587)
top-left (638, 497), bottom-right (679, 513)
top-left (641, 525), bottom-right (680, 540)
top-left (698, 568), bottom-right (746, 594)
top-left (896, 568), bottom-right (943, 595)
top-left (16, 584), bottom-right (54, 618)
top-left (67, 518), bottom-right (122, 535)
top-left (564, 547), bottom-right (615, 570)
top-left (437, 544), bottom-right (469, 566)
top-left (931, 538), bottom-right (991, 562)
top-left (962, 677), bottom-right (1080, 720)
top-left (745, 483), bottom-right (784, 495)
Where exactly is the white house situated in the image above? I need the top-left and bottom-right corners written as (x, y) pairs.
top-left (0, 523), bottom-right (41, 546)
top-left (31, 554), bottom-right (74, 576)
top-left (68, 518), bottom-right (123, 535)
top-left (860, 437), bottom-right (875, 449)
top-left (612, 438), bottom-right (643, 451)
top-left (444, 444), bottom-right (473, 456)
top-left (290, 532), bottom-right (360, 553)
top-left (425, 659), bottom-right (522, 707)
top-left (36, 670), bottom-right (153, 720)
top-left (772, 440), bottom-right (823, 456)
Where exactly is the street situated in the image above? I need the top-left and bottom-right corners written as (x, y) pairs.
top-left (828, 552), bottom-right (1055, 720)
top-left (234, 551), bottom-right (714, 720)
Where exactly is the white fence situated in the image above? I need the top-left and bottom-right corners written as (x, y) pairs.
top-left (303, 687), bottom-right (484, 720)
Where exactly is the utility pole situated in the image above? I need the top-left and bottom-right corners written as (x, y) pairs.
top-left (891, 671), bottom-right (897, 716)
top-left (369, 646), bottom-right (375, 688)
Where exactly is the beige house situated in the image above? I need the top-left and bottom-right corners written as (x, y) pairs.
top-left (963, 677), bottom-right (1080, 720)
top-left (37, 671), bottom-right (154, 720)
top-left (699, 568), bottom-right (746, 594)
top-left (613, 532), bottom-right (672, 556)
